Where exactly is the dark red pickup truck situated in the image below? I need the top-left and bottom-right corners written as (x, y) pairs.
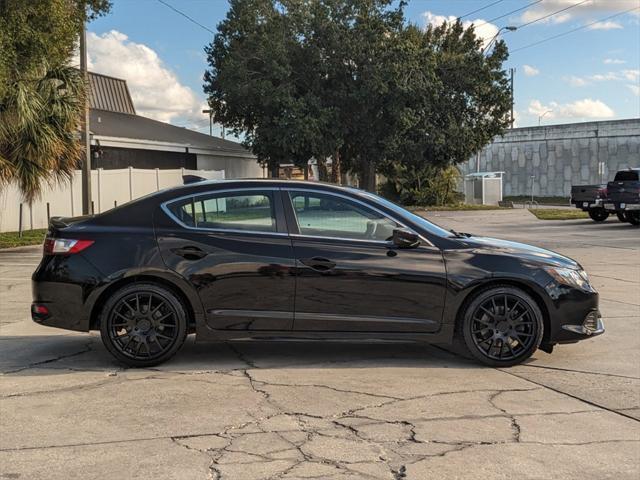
top-left (604, 168), bottom-right (640, 225)
top-left (570, 168), bottom-right (640, 225)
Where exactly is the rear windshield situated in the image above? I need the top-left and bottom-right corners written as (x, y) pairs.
top-left (614, 170), bottom-right (639, 182)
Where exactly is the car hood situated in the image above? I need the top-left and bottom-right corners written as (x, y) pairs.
top-left (459, 235), bottom-right (580, 270)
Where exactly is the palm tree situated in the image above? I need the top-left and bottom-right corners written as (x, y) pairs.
top-left (0, 64), bottom-right (85, 204)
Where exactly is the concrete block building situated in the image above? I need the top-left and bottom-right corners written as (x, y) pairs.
top-left (460, 119), bottom-right (640, 197)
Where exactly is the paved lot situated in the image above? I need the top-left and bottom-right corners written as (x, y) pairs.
top-left (1, 209), bottom-right (638, 479)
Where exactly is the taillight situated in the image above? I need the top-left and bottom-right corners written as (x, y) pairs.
top-left (43, 238), bottom-right (94, 255)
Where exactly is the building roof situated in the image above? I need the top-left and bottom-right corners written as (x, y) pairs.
top-left (90, 109), bottom-right (251, 155)
top-left (88, 72), bottom-right (136, 115)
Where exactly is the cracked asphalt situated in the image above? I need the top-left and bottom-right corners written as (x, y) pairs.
top-left (1, 209), bottom-right (638, 479)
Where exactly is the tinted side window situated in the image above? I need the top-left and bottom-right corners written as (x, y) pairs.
top-left (289, 191), bottom-right (397, 241)
top-left (167, 192), bottom-right (276, 232)
top-left (614, 170), bottom-right (639, 182)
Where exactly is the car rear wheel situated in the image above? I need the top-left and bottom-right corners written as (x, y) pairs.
top-left (616, 212), bottom-right (628, 222)
top-left (588, 208), bottom-right (609, 222)
top-left (460, 286), bottom-right (543, 367)
top-left (100, 283), bottom-right (188, 367)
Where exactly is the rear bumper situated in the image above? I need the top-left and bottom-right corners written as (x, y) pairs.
top-left (571, 199), bottom-right (603, 210)
top-left (31, 254), bottom-right (101, 332)
top-left (31, 281), bottom-right (90, 331)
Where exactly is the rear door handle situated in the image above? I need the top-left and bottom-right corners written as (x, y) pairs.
top-left (299, 257), bottom-right (336, 272)
top-left (171, 246), bottom-right (208, 260)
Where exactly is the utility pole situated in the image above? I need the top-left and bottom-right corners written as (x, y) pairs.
top-left (80, 20), bottom-right (92, 214)
top-left (510, 67), bottom-right (515, 129)
top-left (202, 109), bottom-right (213, 136)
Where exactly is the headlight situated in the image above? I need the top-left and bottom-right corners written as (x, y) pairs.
top-left (544, 267), bottom-right (592, 291)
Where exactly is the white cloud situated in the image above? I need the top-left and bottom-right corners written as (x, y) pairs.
top-left (520, 0), bottom-right (639, 25)
top-left (563, 69), bottom-right (638, 86)
top-left (588, 21), bottom-right (623, 30)
top-left (628, 84), bottom-right (640, 96)
top-left (565, 75), bottom-right (589, 87)
top-left (422, 12), bottom-right (500, 49)
top-left (523, 65), bottom-right (540, 76)
top-left (590, 72), bottom-right (620, 81)
top-left (528, 98), bottom-right (615, 120)
top-left (77, 30), bottom-right (208, 129)
top-left (604, 58), bottom-right (626, 64)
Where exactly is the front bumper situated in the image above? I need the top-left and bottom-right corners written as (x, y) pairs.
top-left (561, 310), bottom-right (605, 337)
top-left (604, 202), bottom-right (640, 212)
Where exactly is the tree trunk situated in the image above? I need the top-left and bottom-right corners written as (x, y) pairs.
top-left (317, 159), bottom-right (329, 182)
top-left (358, 161), bottom-right (376, 192)
top-left (269, 162), bottom-right (279, 178)
top-left (330, 149), bottom-right (341, 184)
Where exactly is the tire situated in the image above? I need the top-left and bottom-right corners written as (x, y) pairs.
top-left (627, 211), bottom-right (640, 226)
top-left (459, 286), bottom-right (544, 367)
top-left (616, 212), bottom-right (628, 222)
top-left (588, 208), bottom-right (609, 222)
top-left (100, 283), bottom-right (188, 367)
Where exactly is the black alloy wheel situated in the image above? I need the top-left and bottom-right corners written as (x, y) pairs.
top-left (588, 208), bottom-right (609, 222)
top-left (100, 283), bottom-right (187, 367)
top-left (461, 286), bottom-right (543, 367)
top-left (616, 212), bottom-right (628, 222)
top-left (627, 211), bottom-right (640, 226)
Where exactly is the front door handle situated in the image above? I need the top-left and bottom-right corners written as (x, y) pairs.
top-left (172, 246), bottom-right (208, 260)
top-left (300, 257), bottom-right (336, 272)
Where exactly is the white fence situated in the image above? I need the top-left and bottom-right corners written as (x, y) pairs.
top-left (0, 167), bottom-right (225, 233)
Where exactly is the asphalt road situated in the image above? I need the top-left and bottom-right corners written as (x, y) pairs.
top-left (0, 209), bottom-right (638, 479)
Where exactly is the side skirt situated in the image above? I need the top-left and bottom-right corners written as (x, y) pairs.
top-left (195, 323), bottom-right (456, 345)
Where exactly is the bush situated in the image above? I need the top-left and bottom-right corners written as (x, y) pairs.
top-left (381, 164), bottom-right (462, 206)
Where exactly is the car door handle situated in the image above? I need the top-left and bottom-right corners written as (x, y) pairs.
top-left (171, 246), bottom-right (208, 260)
top-left (299, 257), bottom-right (336, 272)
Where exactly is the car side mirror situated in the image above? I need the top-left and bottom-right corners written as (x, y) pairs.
top-left (392, 228), bottom-right (420, 249)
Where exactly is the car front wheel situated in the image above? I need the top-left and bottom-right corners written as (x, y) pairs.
top-left (460, 286), bottom-right (543, 367)
top-left (100, 283), bottom-right (188, 367)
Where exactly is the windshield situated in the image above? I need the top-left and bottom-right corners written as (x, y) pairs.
top-left (353, 189), bottom-right (454, 238)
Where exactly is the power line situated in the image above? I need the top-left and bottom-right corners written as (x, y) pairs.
top-left (517, 0), bottom-right (592, 29)
top-left (156, 0), bottom-right (215, 35)
top-left (458, 0), bottom-right (505, 20)
top-left (511, 6), bottom-right (639, 53)
top-left (474, 0), bottom-right (543, 29)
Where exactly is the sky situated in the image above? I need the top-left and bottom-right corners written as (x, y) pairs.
top-left (87, 0), bottom-right (640, 136)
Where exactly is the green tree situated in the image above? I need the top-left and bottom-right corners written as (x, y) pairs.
top-left (204, 0), bottom-right (405, 185)
top-left (204, 0), bottom-right (511, 194)
top-left (379, 21), bottom-right (511, 202)
top-left (0, 0), bottom-right (111, 202)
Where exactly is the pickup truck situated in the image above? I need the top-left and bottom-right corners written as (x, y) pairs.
top-left (570, 183), bottom-right (610, 222)
top-left (604, 168), bottom-right (640, 226)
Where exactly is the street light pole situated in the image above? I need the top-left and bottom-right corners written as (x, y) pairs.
top-left (80, 19), bottom-right (92, 215)
top-left (510, 67), bottom-right (515, 129)
top-left (483, 25), bottom-right (517, 55)
top-left (202, 109), bottom-right (213, 136)
top-left (538, 110), bottom-right (553, 126)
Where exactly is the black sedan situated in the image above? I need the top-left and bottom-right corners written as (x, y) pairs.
top-left (32, 179), bottom-right (604, 367)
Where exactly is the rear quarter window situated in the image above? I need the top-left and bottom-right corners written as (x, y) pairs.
top-left (165, 191), bottom-right (276, 232)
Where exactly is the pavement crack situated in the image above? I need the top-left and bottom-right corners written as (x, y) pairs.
top-left (513, 364), bottom-right (640, 380)
top-left (1, 341), bottom-right (94, 374)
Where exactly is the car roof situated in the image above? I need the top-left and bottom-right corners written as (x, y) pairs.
top-left (164, 178), bottom-right (363, 196)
